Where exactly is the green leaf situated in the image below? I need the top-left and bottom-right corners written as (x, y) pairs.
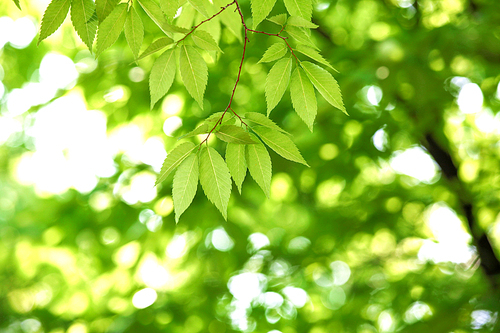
top-left (253, 126), bottom-right (308, 166)
top-left (251, 0), bottom-right (277, 29)
top-left (38, 0), bottom-right (71, 45)
top-left (137, 0), bottom-right (187, 36)
top-left (287, 15), bottom-right (317, 28)
top-left (95, 0), bottom-right (119, 22)
top-left (95, 3), bottom-right (127, 57)
top-left (267, 13), bottom-right (287, 26)
top-left (187, 0), bottom-right (209, 18)
top-left (124, 6), bottom-right (144, 59)
top-left (265, 56), bottom-right (292, 116)
top-left (136, 37), bottom-right (174, 61)
top-left (226, 143), bottom-right (247, 193)
top-left (283, 0), bottom-right (312, 20)
top-left (149, 48), bottom-right (177, 108)
top-left (295, 44), bottom-right (337, 71)
top-left (285, 26), bottom-right (317, 49)
top-left (215, 125), bottom-right (256, 144)
top-left (258, 40), bottom-right (288, 63)
top-left (213, 0), bottom-right (242, 42)
top-left (290, 67), bottom-right (317, 131)
top-left (244, 112), bottom-right (290, 135)
top-left (191, 30), bottom-right (223, 53)
top-left (178, 123), bottom-right (210, 140)
top-left (12, 0), bottom-right (21, 10)
top-left (173, 154), bottom-right (199, 223)
top-left (156, 142), bottom-right (197, 185)
top-left (160, 0), bottom-right (183, 21)
top-left (246, 140), bottom-right (272, 197)
top-left (179, 45), bottom-right (208, 109)
top-left (199, 146), bottom-right (231, 220)
top-left (301, 61), bottom-right (346, 114)
top-left (71, 0), bottom-right (98, 52)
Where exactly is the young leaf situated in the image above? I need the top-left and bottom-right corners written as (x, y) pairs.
top-left (246, 140), bottom-right (272, 197)
top-left (295, 44), bottom-right (337, 71)
top-left (12, 0), bottom-right (21, 10)
top-left (265, 56), bottom-right (293, 116)
top-left (215, 125), bottom-right (256, 144)
top-left (136, 37), bottom-right (174, 61)
top-left (191, 30), bottom-right (223, 53)
top-left (253, 126), bottom-right (309, 166)
top-left (179, 45), bottom-right (208, 109)
top-left (124, 6), bottom-right (144, 59)
top-left (213, 0), bottom-right (242, 42)
top-left (251, 0), bottom-right (278, 29)
top-left (156, 142), bottom-right (197, 185)
top-left (187, 0), bottom-right (209, 18)
top-left (244, 112), bottom-right (290, 135)
top-left (38, 0), bottom-right (71, 45)
top-left (287, 15), bottom-right (318, 28)
top-left (267, 13), bottom-right (287, 26)
top-left (71, 0), bottom-right (98, 52)
top-left (226, 143), bottom-right (247, 193)
top-left (285, 26), bottom-right (317, 49)
top-left (160, 0), bottom-right (183, 21)
top-left (283, 0), bottom-right (312, 20)
top-left (199, 146), bottom-right (232, 220)
top-left (96, 0), bottom-right (119, 22)
top-left (258, 40), bottom-right (288, 64)
top-left (137, 0), bottom-right (187, 36)
top-left (290, 67), bottom-right (317, 131)
top-left (301, 61), bottom-right (346, 114)
top-left (173, 154), bottom-right (199, 223)
top-left (150, 48), bottom-right (176, 108)
top-left (178, 123), bottom-right (210, 140)
top-left (95, 3), bottom-right (127, 57)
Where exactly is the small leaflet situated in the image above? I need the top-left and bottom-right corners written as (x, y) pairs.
top-left (283, 0), bottom-right (312, 20)
top-left (267, 13), bottom-right (287, 26)
top-left (253, 126), bottom-right (309, 166)
top-left (285, 26), bottom-right (317, 49)
top-left (258, 41), bottom-right (288, 64)
top-left (226, 143), bottom-right (247, 193)
top-left (265, 56), bottom-right (293, 116)
top-left (38, 0), bottom-right (72, 45)
top-left (173, 154), bottom-right (199, 223)
top-left (287, 16), bottom-right (318, 29)
top-left (179, 45), bottom-right (208, 109)
top-left (137, 0), bottom-right (187, 37)
top-left (295, 44), bottom-right (337, 71)
top-left (71, 0), bottom-right (98, 52)
top-left (12, 0), bottom-right (21, 10)
top-left (246, 139), bottom-right (272, 197)
top-left (213, 0), bottom-right (242, 42)
top-left (149, 48), bottom-right (176, 108)
top-left (159, 0), bottom-right (183, 21)
top-left (96, 0), bottom-right (119, 22)
top-left (156, 142), bottom-right (197, 185)
top-left (124, 6), bottom-right (144, 59)
top-left (290, 67), bottom-right (317, 131)
top-left (95, 3), bottom-right (128, 57)
top-left (136, 37), bottom-right (174, 61)
top-left (301, 61), bottom-right (346, 114)
top-left (187, 0), bottom-right (209, 18)
top-left (251, 0), bottom-right (278, 29)
top-left (215, 125), bottom-right (256, 144)
top-left (244, 112), bottom-right (290, 135)
top-left (199, 146), bottom-right (232, 220)
top-left (191, 30), bottom-right (223, 53)
top-left (178, 123), bottom-right (210, 140)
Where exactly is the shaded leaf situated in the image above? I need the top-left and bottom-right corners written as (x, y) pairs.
top-left (226, 143), bottom-right (247, 193)
top-left (156, 142), bottom-right (197, 185)
top-left (149, 48), bottom-right (176, 108)
top-left (188, 0), bottom-right (209, 18)
top-left (95, 0), bottom-right (119, 22)
top-left (247, 140), bottom-right (272, 197)
top-left (12, 0), bottom-right (21, 10)
top-left (285, 25), bottom-right (317, 49)
top-left (124, 6), bottom-right (144, 59)
top-left (199, 146), bottom-right (231, 220)
top-left (295, 44), bottom-right (337, 71)
top-left (136, 37), bottom-right (174, 61)
top-left (258, 40), bottom-right (288, 63)
top-left (173, 154), bottom-right (199, 223)
top-left (95, 3), bottom-right (127, 57)
top-left (215, 125), bottom-right (256, 144)
top-left (192, 30), bottom-right (223, 53)
top-left (71, 0), bottom-right (98, 51)
top-left (244, 112), bottom-right (290, 135)
top-left (267, 13), bottom-right (287, 26)
top-left (251, 0), bottom-right (277, 29)
top-left (287, 15), bottom-right (317, 28)
top-left (213, 0), bottom-right (242, 42)
top-left (283, 0), bottom-right (312, 20)
top-left (301, 61), bottom-right (346, 114)
top-left (179, 45), bottom-right (208, 109)
top-left (290, 67), bottom-right (317, 131)
top-left (38, 0), bottom-right (71, 45)
top-left (253, 126), bottom-right (308, 166)
top-left (137, 0), bottom-right (187, 36)
top-left (265, 56), bottom-right (293, 116)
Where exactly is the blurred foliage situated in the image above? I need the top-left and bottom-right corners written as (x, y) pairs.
top-left (1, 0), bottom-right (500, 332)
